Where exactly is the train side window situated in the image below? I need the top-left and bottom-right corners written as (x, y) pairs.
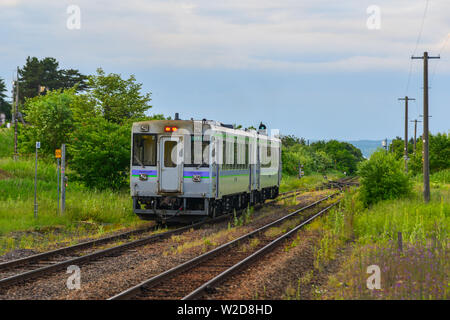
top-left (260, 139), bottom-right (271, 168)
top-left (189, 135), bottom-right (210, 167)
top-left (222, 136), bottom-right (226, 169)
top-left (245, 137), bottom-right (249, 167)
top-left (237, 138), bottom-right (245, 169)
top-left (225, 135), bottom-right (234, 169)
top-left (233, 136), bottom-right (237, 169)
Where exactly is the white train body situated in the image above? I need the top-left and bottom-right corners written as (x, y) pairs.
top-left (131, 119), bottom-right (281, 222)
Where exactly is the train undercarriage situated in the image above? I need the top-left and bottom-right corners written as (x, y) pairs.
top-left (133, 186), bottom-right (279, 223)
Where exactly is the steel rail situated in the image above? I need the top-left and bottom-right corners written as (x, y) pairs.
top-left (0, 214), bottom-right (233, 288)
top-left (0, 178), bottom-right (349, 289)
top-left (0, 188), bottom-right (307, 273)
top-left (183, 201), bottom-right (340, 300)
top-left (109, 192), bottom-right (339, 300)
top-left (0, 224), bottom-right (157, 271)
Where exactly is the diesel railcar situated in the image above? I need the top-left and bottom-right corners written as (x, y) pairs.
top-left (130, 116), bottom-right (281, 222)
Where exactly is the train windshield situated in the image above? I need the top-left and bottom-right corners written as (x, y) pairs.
top-left (133, 134), bottom-right (157, 166)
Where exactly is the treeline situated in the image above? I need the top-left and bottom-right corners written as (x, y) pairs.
top-left (388, 133), bottom-right (450, 175)
top-left (4, 57), bottom-right (164, 190)
top-left (354, 132), bottom-right (449, 207)
top-left (281, 135), bottom-right (364, 176)
top-left (2, 56), bottom-right (366, 190)
top-left (1, 57), bottom-right (89, 121)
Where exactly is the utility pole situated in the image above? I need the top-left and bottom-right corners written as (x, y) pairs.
top-left (398, 97), bottom-right (415, 173)
top-left (34, 142), bottom-right (40, 218)
top-left (412, 52), bottom-right (440, 203)
top-left (13, 67), bottom-right (19, 161)
top-left (60, 144), bottom-right (66, 214)
top-left (55, 148), bottom-right (62, 213)
top-left (410, 119), bottom-right (422, 155)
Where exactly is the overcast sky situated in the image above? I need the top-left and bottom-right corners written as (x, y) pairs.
top-left (1, 0), bottom-right (449, 140)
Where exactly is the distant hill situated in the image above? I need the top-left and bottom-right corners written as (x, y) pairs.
top-left (345, 140), bottom-right (390, 158)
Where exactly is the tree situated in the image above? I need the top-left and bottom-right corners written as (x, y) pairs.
top-left (281, 135), bottom-right (305, 148)
top-left (18, 57), bottom-right (88, 103)
top-left (0, 78), bottom-right (11, 121)
top-left (69, 116), bottom-right (131, 190)
top-left (58, 69), bottom-right (89, 92)
top-left (388, 136), bottom-right (413, 160)
top-left (409, 132), bottom-right (450, 175)
top-left (86, 68), bottom-right (152, 124)
top-left (311, 140), bottom-right (364, 174)
top-left (358, 150), bottom-right (412, 206)
top-left (18, 89), bottom-right (76, 156)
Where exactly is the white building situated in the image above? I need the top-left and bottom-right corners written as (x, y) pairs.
top-left (0, 113), bottom-right (5, 126)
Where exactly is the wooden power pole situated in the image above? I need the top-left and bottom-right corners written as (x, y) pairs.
top-left (412, 52), bottom-right (440, 203)
top-left (398, 96), bottom-right (415, 173)
top-left (13, 67), bottom-right (19, 161)
top-left (410, 119), bottom-right (422, 155)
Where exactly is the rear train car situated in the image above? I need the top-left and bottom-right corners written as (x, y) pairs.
top-left (130, 117), bottom-right (281, 222)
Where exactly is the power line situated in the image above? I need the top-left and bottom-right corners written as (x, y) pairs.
top-left (413, 0), bottom-right (430, 55)
top-left (430, 33), bottom-right (449, 85)
top-left (405, 0), bottom-right (430, 95)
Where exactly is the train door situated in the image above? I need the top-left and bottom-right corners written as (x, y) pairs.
top-left (159, 136), bottom-right (183, 193)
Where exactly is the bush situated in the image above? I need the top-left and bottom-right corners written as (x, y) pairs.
top-left (310, 140), bottom-right (364, 174)
top-left (357, 149), bottom-right (412, 206)
top-left (68, 117), bottom-right (131, 190)
top-left (0, 128), bottom-right (13, 158)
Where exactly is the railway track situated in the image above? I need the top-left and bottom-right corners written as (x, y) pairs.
top-left (268, 176), bottom-right (357, 205)
top-left (0, 187), bottom-right (305, 285)
top-left (0, 177), bottom-right (353, 293)
top-left (0, 215), bottom-right (233, 288)
top-left (109, 193), bottom-right (341, 300)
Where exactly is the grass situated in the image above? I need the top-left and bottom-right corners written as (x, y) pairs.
top-left (327, 241), bottom-right (448, 299)
top-left (306, 171), bottom-right (449, 300)
top-left (279, 171), bottom-right (345, 193)
top-left (0, 128), bottom-right (347, 257)
top-left (0, 128), bottom-right (14, 158)
top-left (0, 157), bottom-right (145, 255)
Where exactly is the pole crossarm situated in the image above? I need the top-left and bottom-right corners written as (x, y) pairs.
top-left (411, 55), bottom-right (440, 60)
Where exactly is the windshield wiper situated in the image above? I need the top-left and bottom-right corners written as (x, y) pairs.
top-left (134, 155), bottom-right (145, 168)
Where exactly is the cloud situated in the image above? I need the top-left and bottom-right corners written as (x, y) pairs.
top-left (1, 0), bottom-right (450, 73)
top-left (0, 0), bottom-right (22, 7)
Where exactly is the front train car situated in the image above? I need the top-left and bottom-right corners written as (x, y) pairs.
top-left (130, 117), bottom-right (281, 223)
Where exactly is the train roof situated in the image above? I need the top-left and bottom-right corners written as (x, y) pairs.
top-left (132, 119), bottom-right (280, 141)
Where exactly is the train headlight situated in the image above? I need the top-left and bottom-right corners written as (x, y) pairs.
top-left (192, 175), bottom-right (201, 182)
top-left (139, 173), bottom-right (148, 181)
top-left (164, 126), bottom-right (178, 132)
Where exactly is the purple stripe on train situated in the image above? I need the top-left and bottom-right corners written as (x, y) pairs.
top-left (132, 170), bottom-right (157, 176)
top-left (183, 171), bottom-right (210, 177)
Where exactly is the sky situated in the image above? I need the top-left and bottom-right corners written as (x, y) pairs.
top-left (1, 0), bottom-right (449, 140)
